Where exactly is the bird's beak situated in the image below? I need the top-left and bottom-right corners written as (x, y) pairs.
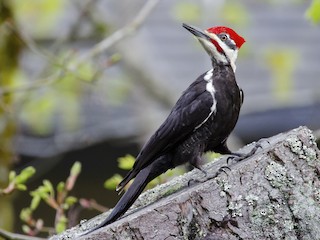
top-left (182, 23), bottom-right (212, 42)
top-left (183, 23), bottom-right (219, 58)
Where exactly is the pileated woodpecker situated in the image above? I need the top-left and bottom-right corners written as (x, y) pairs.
top-left (80, 23), bottom-right (247, 236)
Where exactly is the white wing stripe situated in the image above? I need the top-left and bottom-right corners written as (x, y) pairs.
top-left (204, 68), bottom-right (213, 81)
top-left (195, 69), bottom-right (217, 130)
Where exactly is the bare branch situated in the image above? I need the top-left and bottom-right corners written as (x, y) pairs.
top-left (78, 0), bottom-right (160, 62)
top-left (0, 228), bottom-right (46, 240)
top-left (1, 0), bottom-right (160, 96)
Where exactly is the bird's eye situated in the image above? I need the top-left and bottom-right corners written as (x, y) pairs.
top-left (220, 34), bottom-right (228, 41)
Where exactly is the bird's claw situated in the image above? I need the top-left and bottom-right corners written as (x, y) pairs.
top-left (191, 163), bottom-right (207, 177)
top-left (187, 178), bottom-right (200, 186)
top-left (187, 164), bottom-right (208, 186)
top-left (226, 139), bottom-right (267, 164)
top-left (217, 165), bottom-right (231, 175)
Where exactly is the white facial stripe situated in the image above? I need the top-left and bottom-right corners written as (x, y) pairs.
top-left (206, 31), bottom-right (239, 72)
top-left (198, 37), bottom-right (228, 65)
top-left (221, 43), bottom-right (238, 72)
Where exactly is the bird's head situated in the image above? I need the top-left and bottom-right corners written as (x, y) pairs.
top-left (183, 23), bottom-right (245, 72)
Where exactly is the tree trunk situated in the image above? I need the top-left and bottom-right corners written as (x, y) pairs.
top-left (51, 126), bottom-right (320, 240)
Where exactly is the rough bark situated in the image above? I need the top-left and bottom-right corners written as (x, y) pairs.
top-left (51, 126), bottom-right (320, 240)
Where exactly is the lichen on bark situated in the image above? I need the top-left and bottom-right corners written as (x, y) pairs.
top-left (51, 127), bottom-right (320, 240)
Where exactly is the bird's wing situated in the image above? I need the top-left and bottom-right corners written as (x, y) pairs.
top-left (117, 78), bottom-right (216, 191)
top-left (137, 80), bottom-right (215, 165)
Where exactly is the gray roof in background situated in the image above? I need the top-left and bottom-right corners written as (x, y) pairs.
top-left (136, 1), bottom-right (320, 112)
top-left (16, 0), bottom-right (320, 157)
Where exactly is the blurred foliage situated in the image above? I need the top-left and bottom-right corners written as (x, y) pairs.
top-left (204, 152), bottom-right (221, 161)
top-left (173, 1), bottom-right (249, 27)
top-left (104, 154), bottom-right (185, 191)
top-left (104, 152), bottom-right (221, 192)
top-left (172, 2), bottom-right (201, 23)
top-left (20, 161), bottom-right (81, 235)
top-left (264, 48), bottom-right (298, 103)
top-left (0, 0), bottom-right (319, 237)
top-left (0, 166), bottom-right (35, 196)
top-left (104, 174), bottom-right (123, 190)
top-left (11, 0), bottom-right (65, 38)
top-left (105, 76), bottom-right (132, 106)
top-left (1, 161), bottom-right (110, 238)
top-left (220, 1), bottom-right (249, 26)
top-left (19, 91), bottom-right (57, 135)
top-left (16, 50), bottom-right (101, 135)
top-left (0, 0), bottom-right (22, 232)
top-left (306, 0), bottom-right (320, 24)
top-left (6, 1), bottom-right (115, 136)
top-left (117, 154), bottom-right (135, 170)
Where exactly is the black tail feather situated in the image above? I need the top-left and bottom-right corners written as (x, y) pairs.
top-left (78, 154), bottom-right (173, 236)
top-left (116, 169), bottom-right (135, 193)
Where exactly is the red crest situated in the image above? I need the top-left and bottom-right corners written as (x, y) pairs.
top-left (207, 26), bottom-right (245, 49)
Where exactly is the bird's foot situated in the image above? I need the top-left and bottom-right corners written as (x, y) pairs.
top-left (226, 139), bottom-right (267, 164)
top-left (216, 165), bottom-right (232, 176)
top-left (187, 155), bottom-right (212, 186)
top-left (204, 165), bottom-right (232, 180)
top-left (188, 165), bottom-right (232, 187)
top-left (188, 139), bottom-right (268, 186)
top-left (190, 163), bottom-right (207, 177)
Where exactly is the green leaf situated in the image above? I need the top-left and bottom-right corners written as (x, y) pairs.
top-left (306, 0), bottom-right (320, 24)
top-left (31, 195), bottom-right (41, 210)
top-left (65, 196), bottom-right (77, 207)
top-left (22, 224), bottom-right (31, 234)
top-left (57, 181), bottom-right (65, 193)
top-left (16, 184), bottom-right (27, 191)
top-left (8, 171), bottom-right (16, 182)
top-left (31, 186), bottom-right (50, 200)
top-left (104, 174), bottom-right (123, 190)
top-left (43, 180), bottom-right (54, 196)
top-left (39, 192), bottom-right (50, 200)
top-left (20, 208), bottom-right (32, 222)
top-left (55, 215), bottom-right (68, 233)
top-left (118, 154), bottom-right (135, 170)
top-left (70, 161), bottom-right (81, 176)
top-left (14, 166), bottom-right (36, 184)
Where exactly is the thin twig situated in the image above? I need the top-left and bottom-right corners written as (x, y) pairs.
top-left (79, 198), bottom-right (109, 213)
top-left (78, 0), bottom-right (160, 62)
top-left (0, 0), bottom-right (160, 96)
top-left (0, 75), bottom-right (58, 96)
top-left (5, 21), bottom-right (56, 66)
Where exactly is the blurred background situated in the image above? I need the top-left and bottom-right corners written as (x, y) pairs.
top-left (0, 0), bottom-right (319, 237)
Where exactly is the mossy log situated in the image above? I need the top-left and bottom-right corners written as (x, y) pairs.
top-left (51, 126), bottom-right (320, 240)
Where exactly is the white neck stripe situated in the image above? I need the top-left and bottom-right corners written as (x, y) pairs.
top-left (206, 32), bottom-right (238, 73)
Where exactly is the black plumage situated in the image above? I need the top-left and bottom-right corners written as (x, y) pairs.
top-left (117, 66), bottom-right (241, 192)
top-left (79, 23), bottom-right (246, 236)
